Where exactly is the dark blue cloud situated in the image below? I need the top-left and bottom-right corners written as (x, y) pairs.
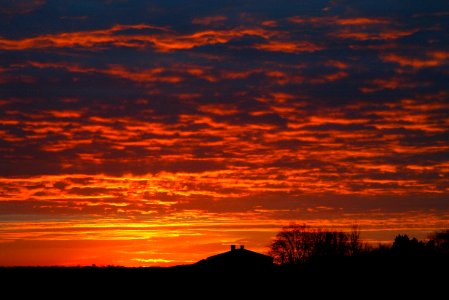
top-left (0, 0), bottom-right (448, 210)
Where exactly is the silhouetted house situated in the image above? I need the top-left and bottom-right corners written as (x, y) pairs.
top-left (196, 245), bottom-right (273, 271)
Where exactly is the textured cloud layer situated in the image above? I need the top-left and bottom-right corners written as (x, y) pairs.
top-left (1, 0), bottom-right (449, 266)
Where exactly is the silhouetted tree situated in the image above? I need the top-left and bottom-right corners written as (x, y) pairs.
top-left (270, 226), bottom-right (449, 266)
top-left (429, 229), bottom-right (449, 254)
top-left (269, 224), bottom-right (363, 265)
top-left (269, 224), bottom-right (309, 264)
top-left (349, 225), bottom-right (361, 255)
top-left (392, 234), bottom-right (411, 252)
top-left (392, 234), bottom-right (427, 256)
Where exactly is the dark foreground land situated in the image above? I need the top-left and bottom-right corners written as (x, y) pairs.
top-left (1, 255), bottom-right (448, 297)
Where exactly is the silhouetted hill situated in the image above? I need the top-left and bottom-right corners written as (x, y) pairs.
top-left (1, 254), bottom-right (447, 294)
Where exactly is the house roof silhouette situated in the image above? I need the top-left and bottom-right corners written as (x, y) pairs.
top-left (196, 245), bottom-right (273, 270)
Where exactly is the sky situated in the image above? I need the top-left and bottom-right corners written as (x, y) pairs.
top-left (1, 0), bottom-right (449, 266)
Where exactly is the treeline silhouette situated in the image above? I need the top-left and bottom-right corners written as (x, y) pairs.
top-left (269, 224), bottom-right (362, 264)
top-left (269, 224), bottom-right (449, 266)
top-left (264, 224), bottom-right (449, 293)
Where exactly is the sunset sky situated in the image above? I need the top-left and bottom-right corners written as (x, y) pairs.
top-left (1, 0), bottom-right (449, 266)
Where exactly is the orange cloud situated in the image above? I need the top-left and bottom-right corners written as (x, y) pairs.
top-left (289, 15), bottom-right (418, 41)
top-left (336, 17), bottom-right (390, 25)
top-left (0, 23), bottom-right (326, 54)
top-left (47, 110), bottom-right (82, 118)
top-left (335, 28), bottom-right (417, 40)
top-left (381, 51), bottom-right (449, 68)
top-left (1, 1), bottom-right (448, 269)
top-left (0, 25), bottom-right (277, 52)
top-left (0, 24), bottom-right (165, 50)
top-left (255, 40), bottom-right (322, 53)
top-left (198, 104), bottom-right (240, 116)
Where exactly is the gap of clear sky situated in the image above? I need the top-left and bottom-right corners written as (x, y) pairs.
top-left (0, 0), bottom-right (448, 266)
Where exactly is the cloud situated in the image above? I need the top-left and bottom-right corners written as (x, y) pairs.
top-left (254, 40), bottom-right (322, 53)
top-left (0, 22), bottom-right (324, 54)
top-left (192, 15), bottom-right (228, 25)
top-left (1, 0), bottom-right (449, 266)
top-left (381, 51), bottom-right (449, 68)
top-left (0, 0), bottom-right (46, 15)
top-left (334, 28), bottom-right (417, 40)
top-left (0, 24), bottom-right (264, 51)
top-left (336, 18), bottom-right (390, 26)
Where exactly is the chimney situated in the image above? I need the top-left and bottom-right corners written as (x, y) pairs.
top-left (240, 245), bottom-right (244, 250)
top-left (231, 245), bottom-right (236, 251)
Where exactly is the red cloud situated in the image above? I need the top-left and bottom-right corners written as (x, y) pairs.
top-left (0, 24), bottom-right (322, 54)
top-left (336, 18), bottom-right (390, 25)
top-left (255, 40), bottom-right (323, 53)
top-left (381, 51), bottom-right (449, 68)
top-left (335, 28), bottom-right (417, 41)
